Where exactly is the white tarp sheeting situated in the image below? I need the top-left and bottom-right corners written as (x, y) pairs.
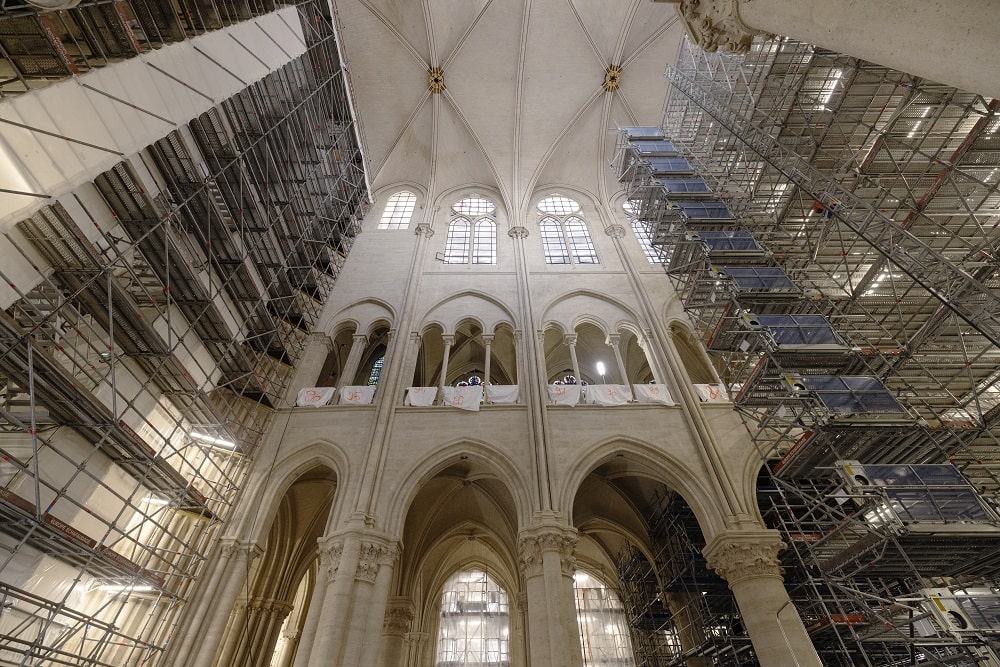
top-left (441, 385), bottom-right (484, 411)
top-left (585, 384), bottom-right (632, 406)
top-left (694, 383), bottom-right (729, 402)
top-left (338, 385), bottom-right (377, 405)
top-left (547, 384), bottom-right (581, 405)
top-left (634, 383), bottom-right (674, 405)
top-left (486, 385), bottom-right (519, 404)
top-left (295, 386), bottom-right (335, 407)
top-left (404, 387), bottom-right (438, 406)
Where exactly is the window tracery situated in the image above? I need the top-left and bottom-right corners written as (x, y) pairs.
top-left (444, 195), bottom-right (497, 264)
top-left (538, 195), bottom-right (597, 264)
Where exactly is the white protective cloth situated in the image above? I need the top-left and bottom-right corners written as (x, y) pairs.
top-left (485, 384), bottom-right (520, 404)
top-left (547, 384), bottom-right (581, 405)
top-left (694, 383), bottom-right (729, 402)
top-left (441, 385), bottom-right (483, 411)
top-left (295, 387), bottom-right (335, 407)
top-left (404, 387), bottom-right (438, 406)
top-left (586, 384), bottom-right (632, 406)
top-left (634, 383), bottom-right (674, 406)
top-left (338, 385), bottom-right (377, 405)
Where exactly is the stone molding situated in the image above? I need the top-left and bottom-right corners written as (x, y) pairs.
top-left (703, 531), bottom-right (785, 587)
top-left (518, 525), bottom-right (579, 578)
top-left (604, 224), bottom-right (626, 238)
top-left (384, 598), bottom-right (415, 635)
top-left (245, 597), bottom-right (294, 617)
top-left (356, 540), bottom-right (397, 584)
top-left (675, 0), bottom-right (761, 53)
top-left (218, 538), bottom-right (263, 562)
top-left (318, 540), bottom-right (344, 580)
top-left (508, 226), bottom-right (529, 239)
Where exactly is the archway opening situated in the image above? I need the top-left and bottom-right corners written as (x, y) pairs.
top-left (572, 459), bottom-right (753, 667)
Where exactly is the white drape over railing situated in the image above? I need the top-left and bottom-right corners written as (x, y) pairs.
top-left (547, 384), bottom-right (581, 405)
top-left (485, 385), bottom-right (519, 404)
top-left (295, 387), bottom-right (336, 407)
top-left (404, 387), bottom-right (438, 406)
top-left (441, 385), bottom-right (484, 411)
top-left (585, 384), bottom-right (632, 406)
top-left (338, 385), bottom-right (377, 405)
top-left (634, 384), bottom-right (674, 405)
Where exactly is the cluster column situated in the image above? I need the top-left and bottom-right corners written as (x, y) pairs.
top-left (704, 531), bottom-right (822, 667)
top-left (518, 519), bottom-right (583, 667)
top-left (189, 540), bottom-right (263, 667)
top-left (381, 598), bottom-right (415, 667)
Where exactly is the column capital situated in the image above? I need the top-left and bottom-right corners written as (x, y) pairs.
top-left (675, 0), bottom-right (763, 53)
top-left (604, 224), bottom-right (627, 238)
top-left (508, 226), bottom-right (529, 239)
top-left (564, 333), bottom-right (578, 346)
top-left (351, 333), bottom-right (369, 345)
top-left (703, 530), bottom-right (785, 587)
top-left (218, 538), bottom-right (264, 562)
top-left (481, 334), bottom-right (495, 345)
top-left (355, 538), bottom-right (398, 584)
top-left (383, 597), bottom-right (415, 636)
top-left (317, 537), bottom-right (345, 581)
top-left (414, 223), bottom-right (434, 238)
top-left (518, 523), bottom-right (578, 578)
top-left (441, 334), bottom-right (456, 346)
top-left (606, 333), bottom-right (621, 346)
top-left (304, 331), bottom-right (335, 353)
top-left (409, 331), bottom-right (422, 343)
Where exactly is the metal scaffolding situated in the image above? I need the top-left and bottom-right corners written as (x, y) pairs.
top-left (612, 34), bottom-right (1000, 666)
top-left (0, 0), bottom-right (368, 664)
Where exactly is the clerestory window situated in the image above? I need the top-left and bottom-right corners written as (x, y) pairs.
top-left (444, 195), bottom-right (497, 264)
top-left (378, 190), bottom-right (417, 229)
top-left (538, 194), bottom-right (597, 264)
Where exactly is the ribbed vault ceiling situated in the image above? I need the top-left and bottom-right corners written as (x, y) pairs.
top-left (335, 0), bottom-right (683, 215)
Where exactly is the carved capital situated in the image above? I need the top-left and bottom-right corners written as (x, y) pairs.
top-left (703, 531), bottom-right (785, 587)
top-left (415, 223), bottom-right (434, 238)
top-left (481, 334), bottom-right (495, 345)
top-left (508, 226), bottom-right (529, 239)
top-left (409, 331), bottom-right (422, 344)
top-left (384, 598), bottom-right (415, 635)
top-left (677, 0), bottom-right (762, 53)
top-left (564, 333), bottom-right (578, 346)
top-left (305, 332), bottom-right (335, 354)
top-left (218, 538), bottom-right (263, 562)
top-left (318, 539), bottom-right (344, 581)
top-left (441, 334), bottom-right (455, 347)
top-left (355, 540), bottom-right (397, 584)
top-left (604, 224), bottom-right (627, 238)
top-left (606, 333), bottom-right (621, 347)
top-left (352, 333), bottom-right (369, 345)
top-left (518, 525), bottom-right (578, 578)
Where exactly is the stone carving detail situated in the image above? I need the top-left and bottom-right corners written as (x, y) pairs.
top-left (518, 528), bottom-right (579, 578)
top-left (319, 542), bottom-right (344, 580)
top-left (384, 603), bottom-right (415, 635)
top-left (605, 224), bottom-right (627, 238)
top-left (219, 539), bottom-right (262, 562)
top-left (415, 223), bottom-right (434, 238)
top-left (428, 67), bottom-right (445, 94)
top-left (355, 541), bottom-right (396, 583)
top-left (508, 226), bottom-right (529, 239)
top-left (705, 538), bottom-right (784, 586)
top-left (677, 0), bottom-right (761, 53)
